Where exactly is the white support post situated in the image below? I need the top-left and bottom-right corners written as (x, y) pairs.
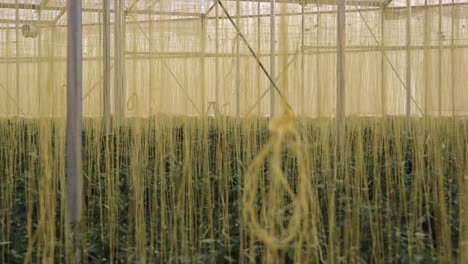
top-left (122, 4), bottom-right (126, 120)
top-left (438, 0), bottom-right (442, 116)
top-left (114, 0), bottom-right (125, 126)
top-left (149, 8), bottom-right (154, 115)
top-left (98, 9), bottom-right (101, 112)
top-left (451, 0), bottom-right (455, 116)
top-left (257, 0), bottom-right (261, 115)
top-left (15, 0), bottom-right (20, 116)
top-left (132, 10), bottom-right (137, 114)
top-left (423, 0), bottom-right (430, 116)
top-left (270, 0), bottom-right (276, 117)
top-left (301, 3), bottom-right (305, 116)
top-left (215, 1), bottom-right (220, 111)
top-left (236, 0), bottom-right (240, 116)
top-left (201, 15), bottom-right (207, 115)
top-left (37, 9), bottom-right (42, 116)
top-left (52, 27), bottom-right (56, 116)
top-left (316, 3), bottom-right (321, 117)
top-left (336, 0), bottom-right (345, 146)
top-left (66, 0), bottom-right (83, 230)
top-left (103, 0), bottom-right (111, 132)
top-left (114, 0), bottom-right (120, 122)
top-left (381, 7), bottom-right (386, 116)
top-left (5, 19), bottom-right (10, 116)
top-left (406, 0), bottom-right (411, 129)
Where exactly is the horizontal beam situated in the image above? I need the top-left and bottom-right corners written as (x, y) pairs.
top-left (0, 44), bottom-right (466, 63)
top-left (1, 1), bottom-right (464, 27)
top-left (0, 19), bottom-right (53, 25)
top-left (303, 44), bottom-right (468, 52)
top-left (81, 7), bottom-right (203, 17)
top-left (236, 0), bottom-right (381, 6)
top-left (0, 0), bottom-right (381, 9)
top-left (0, 3), bottom-right (43, 10)
top-left (315, 0), bottom-right (382, 6)
top-left (205, 1), bottom-right (466, 19)
top-left (63, 1), bottom-right (460, 27)
top-left (0, 3), bottom-right (204, 17)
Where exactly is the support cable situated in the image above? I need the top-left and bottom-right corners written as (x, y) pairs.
top-left (350, 0), bottom-right (423, 115)
top-left (217, 0), bottom-right (295, 115)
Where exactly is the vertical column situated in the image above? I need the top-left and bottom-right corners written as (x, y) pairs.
top-left (270, 0), bottom-right (276, 117)
top-left (301, 3), bottom-right (305, 116)
top-left (132, 8), bottom-right (138, 114)
top-left (257, 0), bottom-right (261, 115)
top-left (438, 0), bottom-right (442, 115)
top-left (51, 27), bottom-right (56, 116)
top-left (450, 0), bottom-right (455, 116)
top-left (114, 0), bottom-right (121, 122)
top-left (215, 1), bottom-right (220, 112)
top-left (336, 0), bottom-right (345, 146)
top-left (406, 0), bottom-right (412, 129)
top-left (15, 0), bottom-right (20, 116)
top-left (98, 9), bottom-right (102, 114)
top-left (423, 0), bottom-right (431, 116)
top-left (37, 10), bottom-right (42, 116)
top-left (158, 2), bottom-right (165, 113)
top-left (381, 7), bottom-right (386, 116)
top-left (6, 18), bottom-right (10, 116)
top-left (122, 7), bottom-right (127, 118)
top-left (236, 0), bottom-right (240, 116)
top-left (66, 0), bottom-right (83, 229)
top-left (149, 7), bottom-right (155, 114)
top-left (114, 0), bottom-right (125, 125)
top-left (316, 2), bottom-right (321, 117)
top-left (103, 0), bottom-right (111, 132)
top-left (201, 15), bottom-right (207, 115)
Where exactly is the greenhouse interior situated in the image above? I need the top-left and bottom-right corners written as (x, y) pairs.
top-left (0, 0), bottom-right (467, 263)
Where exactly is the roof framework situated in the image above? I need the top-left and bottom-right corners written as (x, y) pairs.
top-left (0, 0), bottom-right (458, 24)
top-left (2, 0), bottom-right (465, 26)
top-left (0, 0), bottom-right (466, 118)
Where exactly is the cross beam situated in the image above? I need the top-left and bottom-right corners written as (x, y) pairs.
top-left (236, 0), bottom-right (383, 6)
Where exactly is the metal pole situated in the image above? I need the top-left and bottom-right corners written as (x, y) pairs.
top-left (257, 0), bottom-right (261, 115)
top-left (98, 9), bottom-right (102, 114)
top-left (381, 7), bottom-right (386, 116)
top-left (149, 7), bottom-right (154, 115)
top-left (316, 3), bottom-right (321, 117)
top-left (236, 0), bottom-right (240, 116)
top-left (37, 10), bottom-right (42, 116)
top-left (103, 0), bottom-right (111, 132)
top-left (114, 0), bottom-right (120, 124)
top-left (122, 10), bottom-right (126, 117)
top-left (15, 0), bottom-right (20, 116)
top-left (423, 0), bottom-right (430, 116)
top-left (201, 15), bottom-right (207, 115)
top-left (336, 0), bottom-right (345, 146)
top-left (451, 0), bottom-right (455, 116)
top-left (301, 3), bottom-right (305, 116)
top-left (438, 0), bottom-right (442, 116)
top-left (51, 27), bottom-right (56, 116)
top-left (406, 0), bottom-right (411, 129)
top-left (66, 0), bottom-right (83, 231)
top-left (5, 19), bottom-right (10, 116)
top-left (215, 1), bottom-right (220, 111)
top-left (270, 0), bottom-right (276, 117)
top-left (114, 0), bottom-right (125, 126)
top-left (132, 9), bottom-right (137, 114)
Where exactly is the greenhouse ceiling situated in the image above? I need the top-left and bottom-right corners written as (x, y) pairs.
top-left (0, 0), bottom-right (466, 26)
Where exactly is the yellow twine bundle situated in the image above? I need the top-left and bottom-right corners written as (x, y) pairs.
top-left (242, 111), bottom-right (311, 249)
